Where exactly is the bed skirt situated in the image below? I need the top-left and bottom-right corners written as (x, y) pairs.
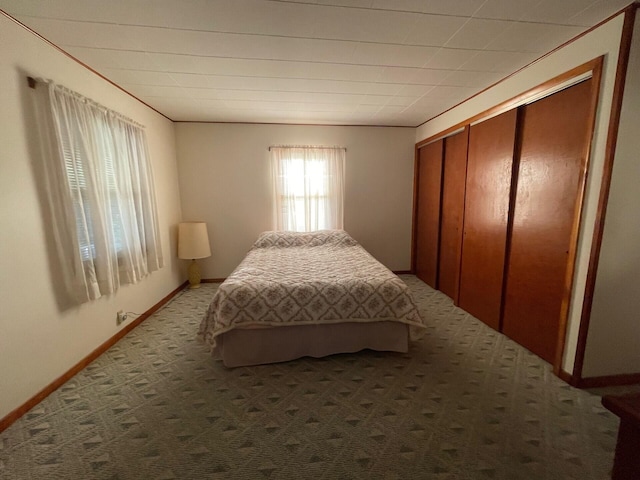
top-left (215, 321), bottom-right (409, 367)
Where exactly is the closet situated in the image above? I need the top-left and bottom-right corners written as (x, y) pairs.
top-left (438, 129), bottom-right (469, 301)
top-left (458, 110), bottom-right (517, 330)
top-left (412, 70), bottom-right (598, 366)
top-left (414, 139), bottom-right (443, 288)
top-left (502, 79), bottom-right (594, 363)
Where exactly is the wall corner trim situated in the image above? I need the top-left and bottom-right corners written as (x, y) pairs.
top-left (572, 4), bottom-right (638, 381)
top-left (557, 368), bottom-right (579, 387)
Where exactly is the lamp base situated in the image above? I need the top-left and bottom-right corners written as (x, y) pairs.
top-left (187, 259), bottom-right (202, 289)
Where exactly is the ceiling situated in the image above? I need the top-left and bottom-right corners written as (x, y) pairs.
top-left (1, 0), bottom-right (631, 126)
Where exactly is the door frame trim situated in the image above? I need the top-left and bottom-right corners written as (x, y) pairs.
top-left (572, 5), bottom-right (638, 382)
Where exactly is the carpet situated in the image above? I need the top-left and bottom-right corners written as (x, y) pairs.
top-left (0, 276), bottom-right (630, 479)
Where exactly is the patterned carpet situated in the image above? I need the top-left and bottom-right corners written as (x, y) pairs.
top-left (0, 276), bottom-right (634, 479)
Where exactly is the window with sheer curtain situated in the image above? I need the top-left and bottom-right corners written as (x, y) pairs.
top-left (270, 146), bottom-right (345, 232)
top-left (35, 80), bottom-right (163, 304)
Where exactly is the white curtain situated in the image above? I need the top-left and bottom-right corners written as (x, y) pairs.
top-left (271, 146), bottom-right (345, 232)
top-left (36, 80), bottom-right (163, 304)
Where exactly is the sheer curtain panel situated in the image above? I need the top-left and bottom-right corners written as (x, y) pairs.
top-left (271, 146), bottom-right (345, 232)
top-left (35, 80), bottom-right (163, 304)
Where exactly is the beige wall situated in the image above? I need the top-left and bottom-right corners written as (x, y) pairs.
top-left (0, 14), bottom-right (183, 419)
top-left (415, 13), bottom-right (627, 375)
top-left (583, 14), bottom-right (640, 377)
top-left (175, 123), bottom-right (415, 278)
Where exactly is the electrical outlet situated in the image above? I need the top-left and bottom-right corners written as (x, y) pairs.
top-left (116, 310), bottom-right (127, 324)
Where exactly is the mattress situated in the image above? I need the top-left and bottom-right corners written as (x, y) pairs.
top-left (198, 230), bottom-right (425, 365)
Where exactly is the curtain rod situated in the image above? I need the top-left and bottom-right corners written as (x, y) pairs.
top-left (26, 76), bottom-right (145, 129)
top-left (268, 145), bottom-right (347, 151)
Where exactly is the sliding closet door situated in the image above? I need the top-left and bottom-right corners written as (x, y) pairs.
top-left (438, 128), bottom-right (469, 301)
top-left (414, 140), bottom-right (443, 288)
top-left (458, 110), bottom-right (518, 330)
top-left (502, 79), bottom-right (594, 364)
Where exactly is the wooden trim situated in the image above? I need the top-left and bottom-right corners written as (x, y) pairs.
top-left (176, 120), bottom-right (415, 128)
top-left (392, 270), bottom-right (412, 275)
top-left (410, 144), bottom-right (420, 273)
top-left (557, 368), bottom-right (579, 387)
top-left (552, 58), bottom-right (605, 376)
top-left (578, 372), bottom-right (640, 389)
top-left (0, 9), bottom-right (172, 122)
top-left (201, 278), bottom-right (227, 283)
top-left (416, 4), bottom-right (635, 130)
top-left (415, 126), bottom-right (465, 150)
top-left (573, 5), bottom-right (638, 381)
top-left (0, 281), bottom-right (188, 434)
top-left (416, 57), bottom-right (603, 148)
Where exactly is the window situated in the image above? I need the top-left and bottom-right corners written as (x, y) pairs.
top-left (36, 80), bottom-right (163, 304)
top-left (63, 123), bottom-right (123, 262)
top-left (270, 146), bottom-right (345, 232)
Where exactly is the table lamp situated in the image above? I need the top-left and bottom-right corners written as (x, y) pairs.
top-left (178, 222), bottom-right (211, 288)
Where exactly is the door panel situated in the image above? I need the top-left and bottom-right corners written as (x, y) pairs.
top-left (502, 80), bottom-right (593, 363)
top-left (438, 129), bottom-right (469, 302)
top-left (458, 110), bottom-right (518, 330)
top-left (414, 140), bottom-right (443, 288)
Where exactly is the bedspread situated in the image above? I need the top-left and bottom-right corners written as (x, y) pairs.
top-left (198, 230), bottom-right (426, 350)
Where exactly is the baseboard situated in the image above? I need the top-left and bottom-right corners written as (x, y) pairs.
top-left (556, 368), bottom-right (640, 389)
top-left (393, 270), bottom-right (412, 275)
top-left (577, 372), bottom-right (640, 388)
top-left (557, 368), bottom-right (579, 387)
top-left (0, 281), bottom-right (188, 434)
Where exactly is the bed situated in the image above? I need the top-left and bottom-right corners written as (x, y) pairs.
top-left (198, 230), bottom-right (426, 367)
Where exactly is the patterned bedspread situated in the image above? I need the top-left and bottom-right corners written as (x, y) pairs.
top-left (198, 230), bottom-right (426, 350)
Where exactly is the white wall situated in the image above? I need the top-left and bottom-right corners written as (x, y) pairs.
top-left (0, 14), bottom-right (183, 420)
top-left (176, 123), bottom-right (415, 278)
top-left (415, 13), bottom-right (626, 375)
top-left (583, 14), bottom-right (640, 377)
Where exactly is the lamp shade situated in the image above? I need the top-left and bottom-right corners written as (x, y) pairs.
top-left (178, 222), bottom-right (211, 259)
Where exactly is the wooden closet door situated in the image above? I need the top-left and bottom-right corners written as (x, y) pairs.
top-left (458, 110), bottom-right (518, 330)
top-left (414, 140), bottom-right (443, 288)
top-left (438, 128), bottom-right (469, 301)
top-left (502, 79), bottom-right (593, 364)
